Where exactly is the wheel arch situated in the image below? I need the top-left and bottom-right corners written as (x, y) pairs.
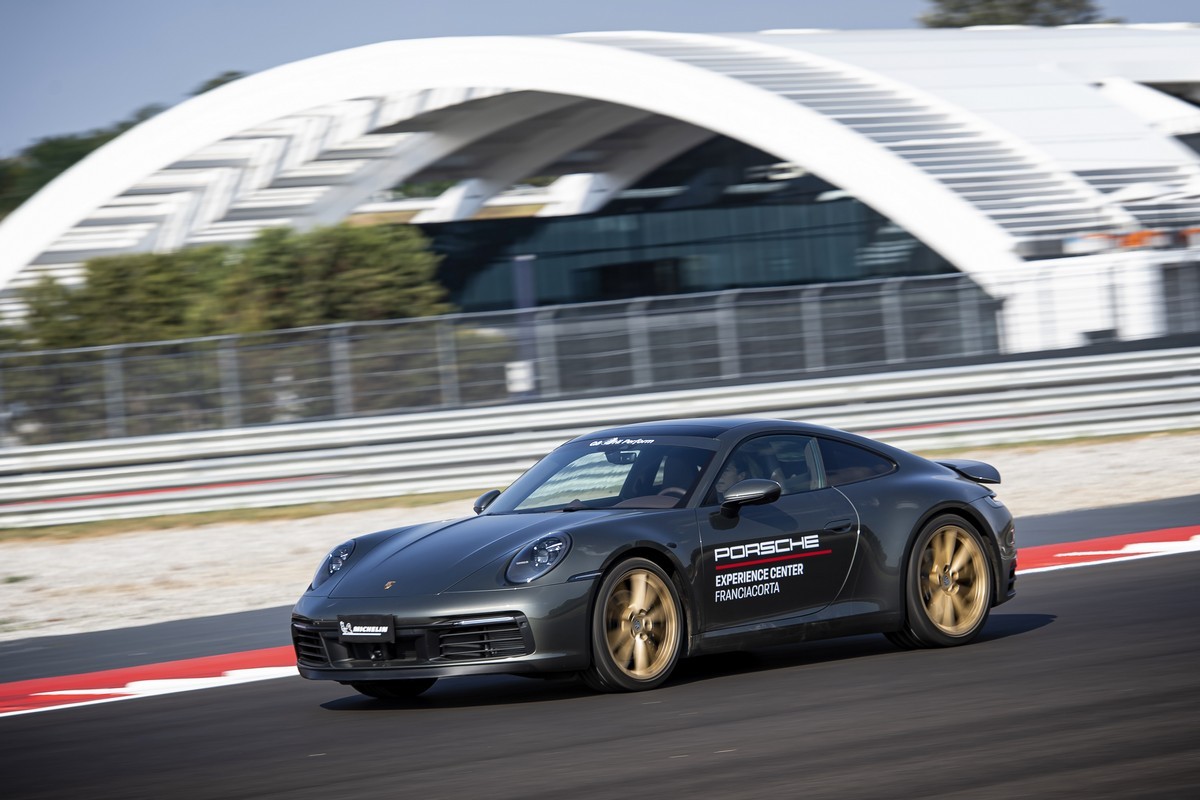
top-left (902, 502), bottom-right (1003, 610)
top-left (592, 544), bottom-right (697, 658)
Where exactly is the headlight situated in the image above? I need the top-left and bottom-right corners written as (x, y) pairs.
top-left (311, 539), bottom-right (356, 590)
top-left (506, 534), bottom-right (571, 584)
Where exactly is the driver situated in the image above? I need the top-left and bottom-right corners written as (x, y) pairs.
top-left (714, 454), bottom-right (752, 501)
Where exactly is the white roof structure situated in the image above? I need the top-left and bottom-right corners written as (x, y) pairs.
top-left (1, 24), bottom-right (1199, 331)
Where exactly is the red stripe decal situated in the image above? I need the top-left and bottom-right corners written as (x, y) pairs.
top-left (714, 549), bottom-right (833, 570)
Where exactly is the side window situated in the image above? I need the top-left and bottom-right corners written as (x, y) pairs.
top-left (770, 436), bottom-right (825, 494)
top-left (817, 438), bottom-right (895, 486)
top-left (706, 434), bottom-right (825, 502)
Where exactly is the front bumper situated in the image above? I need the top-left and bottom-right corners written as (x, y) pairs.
top-left (291, 580), bottom-right (594, 681)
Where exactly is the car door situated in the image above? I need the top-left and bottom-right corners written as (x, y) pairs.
top-left (698, 434), bottom-right (859, 630)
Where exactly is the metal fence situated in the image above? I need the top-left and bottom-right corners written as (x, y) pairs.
top-left (2, 347), bottom-right (1198, 528)
top-left (1, 274), bottom-right (1003, 446)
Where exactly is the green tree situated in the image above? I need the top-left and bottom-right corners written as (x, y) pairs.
top-left (0, 317), bottom-right (22, 352)
top-left (218, 223), bottom-right (449, 330)
top-left (920, 0), bottom-right (1121, 27)
top-left (0, 104), bottom-right (164, 220)
top-left (190, 71), bottom-right (247, 96)
top-left (18, 277), bottom-right (80, 349)
top-left (290, 223), bottom-right (450, 326)
top-left (22, 245), bottom-right (232, 348)
top-left (0, 158), bottom-right (25, 220)
top-left (14, 222), bottom-right (450, 348)
top-left (219, 227), bottom-right (304, 332)
top-left (0, 69), bottom-right (247, 221)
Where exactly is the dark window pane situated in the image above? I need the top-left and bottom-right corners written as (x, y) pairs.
top-left (817, 438), bottom-right (895, 486)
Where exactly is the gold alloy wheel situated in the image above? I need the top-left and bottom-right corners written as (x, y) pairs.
top-left (602, 568), bottom-right (680, 681)
top-left (918, 524), bottom-right (989, 637)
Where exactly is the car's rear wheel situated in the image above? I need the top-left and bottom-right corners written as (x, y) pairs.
top-left (887, 515), bottom-right (993, 649)
top-left (349, 678), bottom-right (437, 700)
top-left (583, 558), bottom-right (683, 692)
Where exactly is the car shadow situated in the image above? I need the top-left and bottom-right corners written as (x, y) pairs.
top-left (976, 612), bottom-right (1057, 642)
top-left (319, 612), bottom-right (1056, 710)
top-left (669, 612), bottom-right (1056, 685)
top-left (320, 674), bottom-right (591, 710)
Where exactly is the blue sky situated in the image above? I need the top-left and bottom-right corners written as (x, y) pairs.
top-left (1, 0), bottom-right (1196, 158)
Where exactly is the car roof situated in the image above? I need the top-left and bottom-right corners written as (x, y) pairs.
top-left (570, 417), bottom-right (822, 442)
top-left (564, 416), bottom-right (927, 470)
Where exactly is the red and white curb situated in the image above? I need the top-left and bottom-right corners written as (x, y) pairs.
top-left (0, 646), bottom-right (295, 718)
top-left (2, 525), bottom-right (1197, 719)
top-left (1016, 525), bottom-right (1200, 573)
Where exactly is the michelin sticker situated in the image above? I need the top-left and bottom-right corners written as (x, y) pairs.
top-left (340, 620), bottom-right (388, 636)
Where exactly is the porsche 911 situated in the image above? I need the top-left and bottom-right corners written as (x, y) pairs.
top-left (291, 417), bottom-right (1016, 697)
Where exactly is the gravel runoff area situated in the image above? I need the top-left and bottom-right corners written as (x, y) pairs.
top-left (2, 432), bottom-right (1198, 642)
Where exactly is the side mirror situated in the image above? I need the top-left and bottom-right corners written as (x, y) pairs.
top-left (720, 478), bottom-right (782, 518)
top-left (474, 489), bottom-right (501, 515)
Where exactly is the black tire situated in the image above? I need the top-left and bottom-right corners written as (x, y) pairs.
top-left (582, 558), bottom-right (683, 692)
top-left (887, 515), bottom-right (993, 649)
top-left (350, 678), bottom-right (437, 700)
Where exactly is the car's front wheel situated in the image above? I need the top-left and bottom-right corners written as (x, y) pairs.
top-left (349, 678), bottom-right (437, 700)
top-left (887, 515), bottom-right (993, 649)
top-left (583, 558), bottom-right (683, 692)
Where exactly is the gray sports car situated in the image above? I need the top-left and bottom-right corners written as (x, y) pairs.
top-left (292, 418), bottom-right (1016, 697)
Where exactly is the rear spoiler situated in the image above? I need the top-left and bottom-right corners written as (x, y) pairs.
top-left (935, 458), bottom-right (1001, 485)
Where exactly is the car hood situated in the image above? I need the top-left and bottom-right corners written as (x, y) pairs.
top-left (325, 510), bottom-right (615, 599)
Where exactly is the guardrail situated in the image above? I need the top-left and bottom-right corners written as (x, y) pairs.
top-left (2, 347), bottom-right (1198, 528)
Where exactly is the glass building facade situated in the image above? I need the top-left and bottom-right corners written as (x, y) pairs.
top-left (419, 136), bottom-right (957, 313)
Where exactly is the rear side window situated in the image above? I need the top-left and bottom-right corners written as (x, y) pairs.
top-left (817, 438), bottom-right (895, 486)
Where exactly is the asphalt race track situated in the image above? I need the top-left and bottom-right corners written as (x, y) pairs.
top-left (3, 498), bottom-right (1199, 799)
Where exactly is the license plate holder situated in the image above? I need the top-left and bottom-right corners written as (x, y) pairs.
top-left (337, 614), bottom-right (396, 643)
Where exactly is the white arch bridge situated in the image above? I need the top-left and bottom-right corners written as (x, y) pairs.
top-left (2, 25), bottom-right (1200, 351)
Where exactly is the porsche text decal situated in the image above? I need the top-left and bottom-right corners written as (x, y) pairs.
top-left (714, 534), bottom-right (824, 565)
top-left (712, 534), bottom-right (832, 603)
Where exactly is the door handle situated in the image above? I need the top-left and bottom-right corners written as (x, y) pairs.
top-left (824, 519), bottom-right (854, 534)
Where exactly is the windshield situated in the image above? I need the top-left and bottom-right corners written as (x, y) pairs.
top-left (487, 439), bottom-right (716, 513)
